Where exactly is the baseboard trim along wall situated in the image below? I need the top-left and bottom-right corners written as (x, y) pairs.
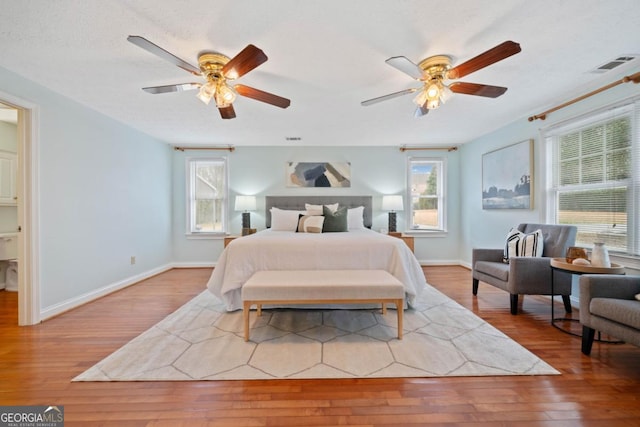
top-left (171, 262), bottom-right (216, 269)
top-left (40, 264), bottom-right (174, 321)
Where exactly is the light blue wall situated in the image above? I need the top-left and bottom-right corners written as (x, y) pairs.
top-left (172, 146), bottom-right (461, 265)
top-left (0, 66), bottom-right (173, 311)
top-left (459, 71), bottom-right (640, 277)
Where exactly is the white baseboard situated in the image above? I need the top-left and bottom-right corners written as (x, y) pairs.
top-left (40, 264), bottom-right (174, 321)
top-left (418, 259), bottom-right (469, 267)
top-left (418, 259), bottom-right (459, 266)
top-left (171, 261), bottom-right (216, 268)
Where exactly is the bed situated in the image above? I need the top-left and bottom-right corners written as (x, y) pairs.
top-left (206, 195), bottom-right (427, 311)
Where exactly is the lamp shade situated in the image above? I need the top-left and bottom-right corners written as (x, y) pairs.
top-left (382, 195), bottom-right (403, 211)
top-left (234, 195), bottom-right (256, 212)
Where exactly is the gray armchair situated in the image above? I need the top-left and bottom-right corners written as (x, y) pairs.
top-left (472, 223), bottom-right (577, 314)
top-left (579, 275), bottom-right (640, 355)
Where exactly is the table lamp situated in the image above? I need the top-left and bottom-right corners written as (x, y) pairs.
top-left (382, 195), bottom-right (403, 233)
top-left (235, 195), bottom-right (256, 229)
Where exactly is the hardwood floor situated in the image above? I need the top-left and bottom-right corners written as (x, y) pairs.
top-left (1, 266), bottom-right (639, 426)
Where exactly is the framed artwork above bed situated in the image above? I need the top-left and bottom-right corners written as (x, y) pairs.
top-left (286, 162), bottom-right (351, 188)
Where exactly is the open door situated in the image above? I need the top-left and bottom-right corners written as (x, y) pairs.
top-left (1, 92), bottom-right (39, 325)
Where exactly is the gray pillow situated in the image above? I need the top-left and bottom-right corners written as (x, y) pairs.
top-left (322, 205), bottom-right (348, 232)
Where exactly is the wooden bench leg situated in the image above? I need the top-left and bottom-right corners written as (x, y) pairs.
top-left (396, 299), bottom-right (404, 339)
top-left (381, 302), bottom-right (386, 315)
top-left (243, 301), bottom-right (251, 342)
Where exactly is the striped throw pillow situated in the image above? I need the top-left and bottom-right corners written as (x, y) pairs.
top-left (503, 228), bottom-right (544, 263)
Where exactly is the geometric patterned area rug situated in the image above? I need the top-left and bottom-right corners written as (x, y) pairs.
top-left (73, 284), bottom-right (559, 381)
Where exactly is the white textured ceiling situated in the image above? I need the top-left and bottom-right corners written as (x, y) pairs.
top-left (1, 0), bottom-right (639, 147)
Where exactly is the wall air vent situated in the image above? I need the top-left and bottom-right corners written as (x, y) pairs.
top-left (591, 55), bottom-right (638, 73)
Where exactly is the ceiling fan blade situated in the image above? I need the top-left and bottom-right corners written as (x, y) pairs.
top-left (218, 104), bottom-right (236, 119)
top-left (361, 88), bottom-right (418, 106)
top-left (447, 41), bottom-right (521, 80)
top-left (127, 35), bottom-right (201, 76)
top-left (234, 84), bottom-right (291, 108)
top-left (142, 83), bottom-right (202, 94)
top-left (449, 82), bottom-right (508, 98)
top-left (414, 104), bottom-right (429, 118)
top-left (385, 56), bottom-right (424, 80)
top-left (222, 45), bottom-right (268, 79)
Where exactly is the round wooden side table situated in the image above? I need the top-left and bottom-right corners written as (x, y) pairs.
top-left (550, 257), bottom-right (625, 338)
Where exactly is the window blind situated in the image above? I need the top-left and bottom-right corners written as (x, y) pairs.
top-left (545, 97), bottom-right (640, 256)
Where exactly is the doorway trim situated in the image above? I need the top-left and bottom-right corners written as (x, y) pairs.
top-left (0, 90), bottom-right (40, 325)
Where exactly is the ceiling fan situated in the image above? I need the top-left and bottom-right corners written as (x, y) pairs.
top-left (361, 40), bottom-right (521, 117)
top-left (127, 35), bottom-right (291, 119)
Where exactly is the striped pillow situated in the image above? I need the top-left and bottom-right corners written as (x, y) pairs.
top-left (503, 228), bottom-right (544, 263)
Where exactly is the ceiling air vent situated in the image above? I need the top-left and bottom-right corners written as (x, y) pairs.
top-left (591, 55), bottom-right (638, 73)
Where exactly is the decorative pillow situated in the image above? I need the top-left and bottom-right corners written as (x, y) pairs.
top-left (322, 205), bottom-right (348, 232)
top-left (305, 203), bottom-right (339, 216)
top-left (296, 214), bottom-right (325, 233)
top-left (347, 206), bottom-right (365, 230)
top-left (270, 207), bottom-right (306, 231)
top-left (503, 228), bottom-right (544, 263)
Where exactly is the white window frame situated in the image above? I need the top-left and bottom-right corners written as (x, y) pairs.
top-left (186, 157), bottom-right (228, 236)
top-left (544, 97), bottom-right (640, 260)
top-left (407, 157), bottom-right (446, 232)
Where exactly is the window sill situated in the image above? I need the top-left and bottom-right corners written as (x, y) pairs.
top-left (610, 253), bottom-right (640, 272)
top-left (402, 230), bottom-right (448, 238)
top-left (185, 232), bottom-right (227, 240)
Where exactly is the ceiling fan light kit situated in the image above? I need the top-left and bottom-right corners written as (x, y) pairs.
top-left (362, 40), bottom-right (521, 117)
top-left (127, 36), bottom-right (290, 119)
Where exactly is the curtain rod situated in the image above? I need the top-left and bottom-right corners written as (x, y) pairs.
top-left (400, 145), bottom-right (458, 152)
top-left (528, 71), bottom-right (640, 122)
top-left (173, 146), bottom-right (235, 152)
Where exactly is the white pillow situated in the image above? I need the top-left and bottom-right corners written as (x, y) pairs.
top-left (297, 215), bottom-right (325, 233)
top-left (347, 206), bottom-right (365, 230)
top-left (305, 203), bottom-right (339, 216)
top-left (270, 208), bottom-right (306, 231)
top-left (503, 228), bottom-right (544, 263)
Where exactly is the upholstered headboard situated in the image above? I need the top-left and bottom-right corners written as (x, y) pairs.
top-left (265, 195), bottom-right (373, 228)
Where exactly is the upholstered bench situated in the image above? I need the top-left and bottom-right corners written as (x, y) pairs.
top-left (241, 270), bottom-right (405, 341)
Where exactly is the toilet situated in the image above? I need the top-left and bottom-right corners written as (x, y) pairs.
top-left (0, 233), bottom-right (18, 292)
top-left (5, 259), bottom-right (17, 291)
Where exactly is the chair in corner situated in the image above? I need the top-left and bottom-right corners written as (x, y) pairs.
top-left (579, 274), bottom-right (640, 355)
top-left (472, 223), bottom-right (577, 314)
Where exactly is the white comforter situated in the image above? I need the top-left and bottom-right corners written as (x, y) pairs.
top-left (207, 229), bottom-right (427, 311)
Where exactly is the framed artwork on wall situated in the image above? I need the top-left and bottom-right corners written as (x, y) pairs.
top-left (482, 139), bottom-right (533, 209)
top-left (286, 162), bottom-right (351, 188)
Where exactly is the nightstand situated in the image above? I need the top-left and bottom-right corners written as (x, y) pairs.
top-left (224, 228), bottom-right (257, 248)
top-left (388, 232), bottom-right (414, 253)
top-left (223, 236), bottom-right (238, 248)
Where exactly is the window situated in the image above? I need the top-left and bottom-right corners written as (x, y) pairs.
top-left (545, 98), bottom-right (640, 256)
top-left (186, 157), bottom-right (228, 234)
top-left (407, 158), bottom-right (446, 231)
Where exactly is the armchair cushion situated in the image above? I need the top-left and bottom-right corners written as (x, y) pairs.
top-left (589, 298), bottom-right (640, 330)
top-left (475, 261), bottom-right (509, 282)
